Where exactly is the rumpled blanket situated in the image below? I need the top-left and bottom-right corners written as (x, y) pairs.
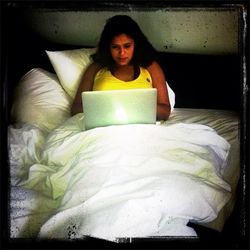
top-left (9, 114), bottom-right (231, 241)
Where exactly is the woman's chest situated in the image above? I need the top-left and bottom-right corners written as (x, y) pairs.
top-left (93, 67), bottom-right (152, 91)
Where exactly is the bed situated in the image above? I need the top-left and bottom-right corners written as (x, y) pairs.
top-left (2, 2), bottom-right (246, 249)
top-left (8, 49), bottom-right (241, 242)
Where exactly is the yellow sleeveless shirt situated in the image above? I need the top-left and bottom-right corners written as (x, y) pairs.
top-left (93, 67), bottom-right (153, 91)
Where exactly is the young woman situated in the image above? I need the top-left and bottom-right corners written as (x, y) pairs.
top-left (71, 15), bottom-right (171, 120)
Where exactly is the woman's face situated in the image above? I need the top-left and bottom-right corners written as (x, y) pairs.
top-left (110, 33), bottom-right (135, 66)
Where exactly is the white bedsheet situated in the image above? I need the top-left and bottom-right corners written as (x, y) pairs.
top-left (9, 112), bottom-right (233, 241)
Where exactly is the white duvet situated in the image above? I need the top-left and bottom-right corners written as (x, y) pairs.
top-left (9, 113), bottom-right (232, 242)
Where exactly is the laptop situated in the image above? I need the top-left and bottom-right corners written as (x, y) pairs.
top-left (82, 88), bottom-right (157, 130)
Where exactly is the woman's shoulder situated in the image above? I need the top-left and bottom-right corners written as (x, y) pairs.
top-left (146, 61), bottom-right (161, 71)
top-left (83, 62), bottom-right (101, 82)
top-left (86, 62), bottom-right (102, 73)
top-left (145, 61), bottom-right (164, 75)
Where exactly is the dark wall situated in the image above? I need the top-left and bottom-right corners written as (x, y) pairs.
top-left (157, 52), bottom-right (241, 111)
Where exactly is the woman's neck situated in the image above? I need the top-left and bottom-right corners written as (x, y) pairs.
top-left (111, 64), bottom-right (139, 82)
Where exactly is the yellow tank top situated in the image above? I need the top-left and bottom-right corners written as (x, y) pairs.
top-left (93, 67), bottom-right (153, 91)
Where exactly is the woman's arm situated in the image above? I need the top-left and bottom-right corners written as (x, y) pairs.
top-left (147, 61), bottom-right (171, 120)
top-left (71, 63), bottom-right (101, 115)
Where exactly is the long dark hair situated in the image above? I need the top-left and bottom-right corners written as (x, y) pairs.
top-left (91, 15), bottom-right (157, 67)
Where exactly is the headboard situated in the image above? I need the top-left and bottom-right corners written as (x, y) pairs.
top-left (3, 2), bottom-right (243, 125)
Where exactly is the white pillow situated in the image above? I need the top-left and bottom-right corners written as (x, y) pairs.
top-left (166, 82), bottom-right (175, 112)
top-left (11, 68), bottom-right (71, 132)
top-left (46, 47), bottom-right (175, 110)
top-left (46, 48), bottom-right (96, 99)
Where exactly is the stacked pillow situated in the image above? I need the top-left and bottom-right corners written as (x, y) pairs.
top-left (11, 48), bottom-right (96, 131)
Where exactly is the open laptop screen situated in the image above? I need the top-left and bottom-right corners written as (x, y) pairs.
top-left (82, 89), bottom-right (157, 130)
